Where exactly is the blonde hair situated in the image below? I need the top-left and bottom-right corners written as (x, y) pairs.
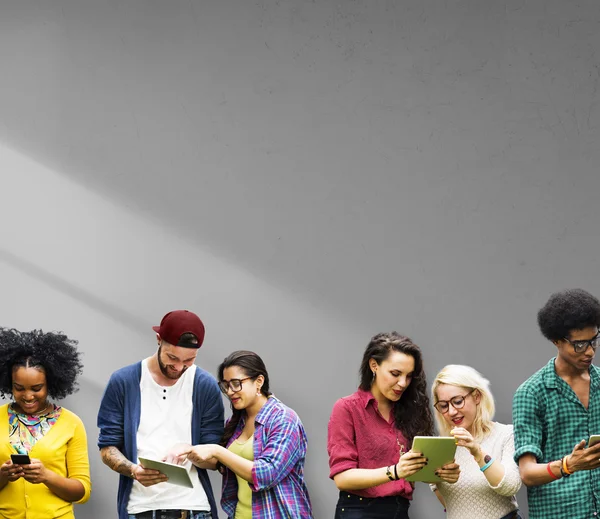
top-left (431, 364), bottom-right (495, 441)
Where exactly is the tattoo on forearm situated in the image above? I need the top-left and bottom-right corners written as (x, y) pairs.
top-left (100, 446), bottom-right (135, 477)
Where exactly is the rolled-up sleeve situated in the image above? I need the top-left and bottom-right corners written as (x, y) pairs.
top-left (327, 398), bottom-right (358, 478)
top-left (68, 415), bottom-right (92, 504)
top-left (512, 387), bottom-right (544, 463)
top-left (250, 412), bottom-right (306, 491)
top-left (97, 374), bottom-right (125, 449)
top-left (488, 425), bottom-right (522, 497)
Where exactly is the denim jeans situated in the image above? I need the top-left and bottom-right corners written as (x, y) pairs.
top-left (128, 511), bottom-right (212, 519)
top-left (334, 491), bottom-right (410, 519)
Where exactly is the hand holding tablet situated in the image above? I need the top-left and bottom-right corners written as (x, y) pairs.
top-left (137, 457), bottom-right (194, 488)
top-left (404, 436), bottom-right (458, 482)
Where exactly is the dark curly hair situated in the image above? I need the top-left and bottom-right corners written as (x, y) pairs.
top-left (537, 289), bottom-right (600, 342)
top-left (359, 332), bottom-right (434, 442)
top-left (0, 328), bottom-right (83, 400)
top-left (218, 350), bottom-right (272, 447)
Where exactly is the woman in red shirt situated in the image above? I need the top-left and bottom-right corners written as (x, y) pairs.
top-left (327, 332), bottom-right (460, 518)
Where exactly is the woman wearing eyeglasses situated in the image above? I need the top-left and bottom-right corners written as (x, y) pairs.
top-left (327, 332), bottom-right (460, 519)
top-left (430, 365), bottom-right (522, 519)
top-left (171, 350), bottom-right (312, 519)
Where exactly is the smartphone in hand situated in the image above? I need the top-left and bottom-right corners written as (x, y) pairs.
top-left (10, 454), bottom-right (31, 465)
top-left (588, 435), bottom-right (600, 447)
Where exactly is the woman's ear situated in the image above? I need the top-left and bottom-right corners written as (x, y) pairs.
top-left (473, 389), bottom-right (482, 405)
top-left (255, 374), bottom-right (265, 390)
top-left (369, 358), bottom-right (378, 372)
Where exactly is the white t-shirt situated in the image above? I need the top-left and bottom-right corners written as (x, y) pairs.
top-left (127, 359), bottom-right (210, 514)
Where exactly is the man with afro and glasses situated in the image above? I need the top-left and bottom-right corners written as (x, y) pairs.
top-left (513, 289), bottom-right (600, 519)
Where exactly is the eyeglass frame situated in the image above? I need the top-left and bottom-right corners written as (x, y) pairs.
top-left (562, 329), bottom-right (600, 354)
top-left (433, 388), bottom-right (476, 414)
top-left (218, 376), bottom-right (255, 394)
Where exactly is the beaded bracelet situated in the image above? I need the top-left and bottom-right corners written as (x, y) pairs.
top-left (480, 458), bottom-right (494, 472)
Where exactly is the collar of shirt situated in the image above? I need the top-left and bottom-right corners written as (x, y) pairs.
top-left (237, 395), bottom-right (280, 431)
top-left (542, 357), bottom-right (600, 389)
top-left (356, 388), bottom-right (395, 424)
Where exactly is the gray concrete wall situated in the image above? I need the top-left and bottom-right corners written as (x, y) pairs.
top-left (1, 0), bottom-right (599, 517)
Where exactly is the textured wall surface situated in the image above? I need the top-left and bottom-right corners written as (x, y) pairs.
top-left (1, 1), bottom-right (599, 517)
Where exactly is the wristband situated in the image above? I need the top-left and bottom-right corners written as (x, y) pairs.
top-left (393, 463), bottom-right (399, 480)
top-left (546, 461), bottom-right (560, 480)
top-left (560, 456), bottom-right (572, 477)
top-left (385, 466), bottom-right (395, 481)
top-left (480, 458), bottom-right (494, 472)
top-left (130, 465), bottom-right (138, 480)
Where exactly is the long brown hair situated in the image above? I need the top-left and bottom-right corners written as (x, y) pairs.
top-left (359, 332), bottom-right (433, 441)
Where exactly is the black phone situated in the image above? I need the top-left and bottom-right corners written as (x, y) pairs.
top-left (11, 454), bottom-right (31, 465)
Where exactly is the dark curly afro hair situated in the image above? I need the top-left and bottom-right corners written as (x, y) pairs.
top-left (0, 328), bottom-right (83, 400)
top-left (537, 289), bottom-right (600, 342)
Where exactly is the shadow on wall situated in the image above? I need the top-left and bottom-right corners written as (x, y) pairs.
top-left (0, 247), bottom-right (147, 334)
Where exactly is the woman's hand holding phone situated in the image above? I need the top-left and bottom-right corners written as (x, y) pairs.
top-left (1, 459), bottom-right (25, 482)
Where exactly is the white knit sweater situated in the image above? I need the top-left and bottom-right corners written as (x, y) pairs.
top-left (430, 422), bottom-right (522, 519)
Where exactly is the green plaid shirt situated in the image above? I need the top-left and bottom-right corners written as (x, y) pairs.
top-left (512, 358), bottom-right (600, 519)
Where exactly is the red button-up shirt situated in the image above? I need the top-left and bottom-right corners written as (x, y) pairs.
top-left (327, 388), bottom-right (413, 499)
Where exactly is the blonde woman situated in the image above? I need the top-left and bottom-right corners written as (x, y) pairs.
top-left (430, 365), bottom-right (522, 519)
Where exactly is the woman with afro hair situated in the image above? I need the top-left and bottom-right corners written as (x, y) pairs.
top-left (0, 327), bottom-right (91, 518)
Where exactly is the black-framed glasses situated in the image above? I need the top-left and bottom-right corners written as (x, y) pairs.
top-left (219, 377), bottom-right (254, 394)
top-left (563, 330), bottom-right (600, 354)
top-left (433, 389), bottom-right (475, 414)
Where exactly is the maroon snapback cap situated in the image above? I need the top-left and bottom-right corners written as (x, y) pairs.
top-left (152, 310), bottom-right (205, 348)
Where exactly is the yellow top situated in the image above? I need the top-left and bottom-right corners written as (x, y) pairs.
top-left (0, 403), bottom-right (91, 518)
top-left (228, 436), bottom-right (254, 519)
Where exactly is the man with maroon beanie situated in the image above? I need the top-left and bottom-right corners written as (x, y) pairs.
top-left (98, 310), bottom-right (224, 519)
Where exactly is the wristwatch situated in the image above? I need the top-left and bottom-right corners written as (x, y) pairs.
top-left (386, 465), bottom-right (395, 481)
top-left (559, 457), bottom-right (571, 478)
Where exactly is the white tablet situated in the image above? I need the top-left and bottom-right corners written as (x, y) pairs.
top-left (138, 457), bottom-right (194, 488)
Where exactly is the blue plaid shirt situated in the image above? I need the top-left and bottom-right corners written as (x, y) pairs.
top-left (221, 396), bottom-right (313, 518)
